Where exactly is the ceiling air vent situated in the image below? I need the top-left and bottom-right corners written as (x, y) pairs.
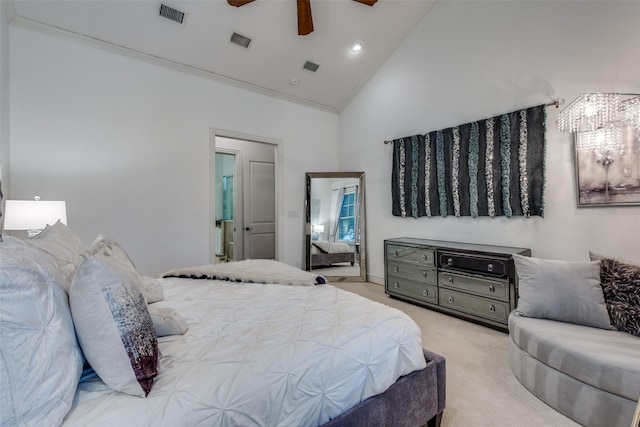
top-left (303, 61), bottom-right (320, 73)
top-left (230, 32), bottom-right (252, 49)
top-left (159, 4), bottom-right (185, 24)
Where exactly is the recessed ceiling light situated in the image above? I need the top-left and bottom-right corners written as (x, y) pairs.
top-left (351, 41), bottom-right (363, 52)
top-left (290, 77), bottom-right (300, 86)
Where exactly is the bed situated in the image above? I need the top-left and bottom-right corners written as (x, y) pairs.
top-left (311, 240), bottom-right (355, 267)
top-left (0, 222), bottom-right (446, 427)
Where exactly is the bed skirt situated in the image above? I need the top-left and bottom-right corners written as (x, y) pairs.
top-left (322, 349), bottom-right (446, 427)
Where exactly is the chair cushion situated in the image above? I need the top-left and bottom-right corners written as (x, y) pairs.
top-left (509, 314), bottom-right (640, 401)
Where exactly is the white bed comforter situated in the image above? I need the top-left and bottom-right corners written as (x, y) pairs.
top-left (63, 279), bottom-right (426, 427)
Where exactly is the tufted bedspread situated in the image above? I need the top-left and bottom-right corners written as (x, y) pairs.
top-left (63, 278), bottom-right (426, 426)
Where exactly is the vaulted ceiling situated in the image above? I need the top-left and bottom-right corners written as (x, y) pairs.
top-left (10, 0), bottom-right (438, 112)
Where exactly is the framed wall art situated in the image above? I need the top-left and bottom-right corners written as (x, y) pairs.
top-left (574, 125), bottom-right (640, 206)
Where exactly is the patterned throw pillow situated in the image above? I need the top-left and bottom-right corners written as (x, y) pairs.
top-left (595, 257), bottom-right (640, 337)
top-left (70, 256), bottom-right (158, 396)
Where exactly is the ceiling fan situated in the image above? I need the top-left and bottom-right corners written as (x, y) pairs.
top-left (227, 0), bottom-right (378, 36)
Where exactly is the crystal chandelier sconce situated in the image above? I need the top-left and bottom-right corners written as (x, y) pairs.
top-left (559, 92), bottom-right (640, 203)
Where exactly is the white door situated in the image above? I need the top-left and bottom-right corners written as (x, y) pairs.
top-left (215, 136), bottom-right (276, 261)
top-left (244, 160), bottom-right (275, 259)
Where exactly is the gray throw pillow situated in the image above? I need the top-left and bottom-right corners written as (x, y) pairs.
top-left (513, 254), bottom-right (613, 329)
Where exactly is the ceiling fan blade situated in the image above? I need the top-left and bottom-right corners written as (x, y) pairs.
top-left (353, 0), bottom-right (378, 5)
top-left (297, 0), bottom-right (314, 35)
top-left (227, 0), bottom-right (255, 7)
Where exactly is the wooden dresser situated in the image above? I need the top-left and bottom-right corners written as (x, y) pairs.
top-left (384, 238), bottom-right (530, 331)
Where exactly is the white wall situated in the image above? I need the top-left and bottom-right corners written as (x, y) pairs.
top-left (339, 1), bottom-right (640, 280)
top-left (0, 3), bottom-right (10, 205)
top-left (10, 23), bottom-right (339, 275)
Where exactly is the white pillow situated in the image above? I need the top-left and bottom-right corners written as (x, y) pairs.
top-left (513, 254), bottom-right (613, 329)
top-left (148, 305), bottom-right (189, 337)
top-left (27, 220), bottom-right (87, 290)
top-left (140, 276), bottom-right (165, 304)
top-left (0, 236), bottom-right (83, 426)
top-left (70, 255), bottom-right (159, 397)
top-left (91, 235), bottom-right (164, 303)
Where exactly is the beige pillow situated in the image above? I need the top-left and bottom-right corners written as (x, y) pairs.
top-left (148, 306), bottom-right (189, 337)
top-left (70, 256), bottom-right (158, 397)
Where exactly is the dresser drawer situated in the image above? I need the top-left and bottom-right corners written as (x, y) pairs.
top-left (439, 272), bottom-right (509, 302)
top-left (439, 288), bottom-right (509, 323)
top-left (387, 245), bottom-right (435, 266)
top-left (387, 277), bottom-right (438, 305)
top-left (388, 261), bottom-right (437, 285)
top-left (439, 252), bottom-right (507, 277)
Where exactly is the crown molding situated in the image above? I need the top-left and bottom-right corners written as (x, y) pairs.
top-left (11, 15), bottom-right (339, 115)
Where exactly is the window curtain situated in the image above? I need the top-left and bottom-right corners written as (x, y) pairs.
top-left (354, 185), bottom-right (360, 245)
top-left (331, 187), bottom-right (346, 240)
top-left (391, 104), bottom-right (546, 218)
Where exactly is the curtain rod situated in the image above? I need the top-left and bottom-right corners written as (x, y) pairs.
top-left (383, 99), bottom-right (564, 144)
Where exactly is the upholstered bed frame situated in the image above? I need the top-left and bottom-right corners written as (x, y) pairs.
top-left (324, 349), bottom-right (446, 427)
top-left (312, 251), bottom-right (355, 267)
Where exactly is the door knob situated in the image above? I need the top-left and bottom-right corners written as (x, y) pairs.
top-left (245, 227), bottom-right (253, 231)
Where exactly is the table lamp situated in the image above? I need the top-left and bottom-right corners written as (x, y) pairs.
top-left (3, 196), bottom-right (67, 237)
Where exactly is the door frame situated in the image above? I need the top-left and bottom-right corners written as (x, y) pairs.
top-left (209, 128), bottom-right (281, 263)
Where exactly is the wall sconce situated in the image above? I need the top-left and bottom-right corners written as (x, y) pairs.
top-left (558, 93), bottom-right (640, 203)
top-left (3, 196), bottom-right (67, 237)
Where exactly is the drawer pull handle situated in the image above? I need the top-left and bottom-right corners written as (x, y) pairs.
top-left (448, 296), bottom-right (454, 304)
top-left (394, 282), bottom-right (399, 289)
top-left (489, 304), bottom-right (496, 313)
top-left (394, 251), bottom-right (399, 257)
top-left (422, 271), bottom-right (428, 277)
top-left (487, 263), bottom-right (494, 272)
top-left (489, 285), bottom-right (496, 293)
top-left (393, 266), bottom-right (399, 273)
top-left (422, 289), bottom-right (429, 297)
top-left (422, 254), bottom-right (429, 261)
top-left (448, 277), bottom-right (454, 284)
top-left (447, 258), bottom-right (453, 266)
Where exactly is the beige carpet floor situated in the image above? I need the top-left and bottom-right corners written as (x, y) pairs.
top-left (331, 281), bottom-right (580, 427)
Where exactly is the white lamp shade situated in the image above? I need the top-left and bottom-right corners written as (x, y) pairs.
top-left (312, 224), bottom-right (325, 233)
top-left (3, 200), bottom-right (67, 231)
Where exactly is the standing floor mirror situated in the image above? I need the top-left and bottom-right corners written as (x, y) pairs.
top-left (305, 172), bottom-right (366, 282)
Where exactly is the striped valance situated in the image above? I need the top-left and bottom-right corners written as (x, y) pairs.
top-left (391, 104), bottom-right (546, 218)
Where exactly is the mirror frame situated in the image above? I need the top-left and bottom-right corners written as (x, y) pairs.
top-left (305, 172), bottom-right (366, 282)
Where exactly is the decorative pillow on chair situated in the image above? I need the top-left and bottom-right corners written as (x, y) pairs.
top-left (589, 252), bottom-right (640, 337)
top-left (0, 236), bottom-right (83, 426)
top-left (27, 220), bottom-right (87, 290)
top-left (512, 254), bottom-right (613, 329)
top-left (70, 255), bottom-right (158, 397)
top-left (91, 235), bottom-right (164, 303)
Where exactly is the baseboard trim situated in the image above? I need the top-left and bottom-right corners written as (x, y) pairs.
top-left (367, 275), bottom-right (384, 286)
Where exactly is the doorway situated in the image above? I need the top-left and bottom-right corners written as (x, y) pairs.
top-left (211, 132), bottom-right (278, 263)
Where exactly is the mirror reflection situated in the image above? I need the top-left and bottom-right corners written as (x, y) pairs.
top-left (305, 172), bottom-right (366, 282)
